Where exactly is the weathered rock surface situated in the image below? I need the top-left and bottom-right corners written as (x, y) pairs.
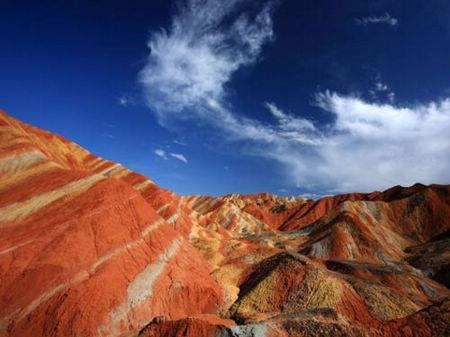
top-left (0, 109), bottom-right (449, 337)
top-left (0, 110), bottom-right (223, 337)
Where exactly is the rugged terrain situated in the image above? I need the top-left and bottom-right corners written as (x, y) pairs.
top-left (0, 109), bottom-right (449, 337)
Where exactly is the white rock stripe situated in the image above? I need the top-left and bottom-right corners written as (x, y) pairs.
top-left (0, 192), bottom-right (149, 257)
top-left (133, 180), bottom-right (153, 191)
top-left (0, 174), bottom-right (104, 224)
top-left (90, 218), bottom-right (165, 272)
top-left (166, 200), bottom-right (183, 227)
top-left (156, 202), bottom-right (171, 214)
top-left (0, 165), bottom-right (123, 224)
top-left (166, 212), bottom-right (179, 225)
top-left (0, 216), bottom-right (167, 328)
top-left (0, 160), bottom-right (59, 193)
top-left (97, 237), bottom-right (182, 337)
top-left (0, 149), bottom-right (48, 173)
top-left (0, 239), bottom-right (35, 256)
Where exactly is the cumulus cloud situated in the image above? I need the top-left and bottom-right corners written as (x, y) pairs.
top-left (170, 153), bottom-right (188, 163)
top-left (140, 0), bottom-right (449, 193)
top-left (310, 92), bottom-right (450, 191)
top-left (255, 94), bottom-right (450, 193)
top-left (355, 13), bottom-right (398, 26)
top-left (229, 94), bottom-right (449, 193)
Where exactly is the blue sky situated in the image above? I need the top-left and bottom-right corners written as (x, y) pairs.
top-left (1, 0), bottom-right (449, 196)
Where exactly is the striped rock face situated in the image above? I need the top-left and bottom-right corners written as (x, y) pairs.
top-left (1, 109), bottom-right (449, 337)
top-left (0, 111), bottom-right (224, 337)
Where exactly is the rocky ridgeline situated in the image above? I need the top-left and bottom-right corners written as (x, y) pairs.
top-left (0, 110), bottom-right (449, 337)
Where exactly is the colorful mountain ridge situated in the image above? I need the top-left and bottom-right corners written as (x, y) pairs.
top-left (0, 109), bottom-right (449, 337)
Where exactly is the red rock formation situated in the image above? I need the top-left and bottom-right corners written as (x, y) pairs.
top-left (0, 109), bottom-right (449, 337)
top-left (0, 110), bottom-right (223, 337)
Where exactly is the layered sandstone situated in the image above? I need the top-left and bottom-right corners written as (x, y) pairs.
top-left (0, 110), bottom-right (223, 337)
top-left (0, 109), bottom-right (449, 337)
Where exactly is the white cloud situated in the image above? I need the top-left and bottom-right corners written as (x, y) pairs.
top-left (118, 97), bottom-right (128, 106)
top-left (173, 139), bottom-right (186, 146)
top-left (309, 92), bottom-right (450, 191)
top-left (155, 148), bottom-right (188, 163)
top-left (139, 0), bottom-right (276, 124)
top-left (355, 13), bottom-right (398, 26)
top-left (265, 102), bottom-right (315, 132)
top-left (387, 92), bottom-right (396, 103)
top-left (369, 78), bottom-right (396, 103)
top-left (375, 82), bottom-right (388, 91)
top-left (118, 95), bottom-right (135, 107)
top-left (140, 0), bottom-right (450, 194)
top-left (299, 193), bottom-right (325, 200)
top-left (251, 94), bottom-right (450, 193)
top-left (170, 153), bottom-right (188, 163)
top-left (154, 149), bottom-right (167, 159)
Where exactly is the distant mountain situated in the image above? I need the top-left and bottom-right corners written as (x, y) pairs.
top-left (0, 109), bottom-right (448, 337)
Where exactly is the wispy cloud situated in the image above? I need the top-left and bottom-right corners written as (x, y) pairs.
top-left (139, 0), bottom-right (276, 125)
top-left (154, 148), bottom-right (167, 159)
top-left (155, 148), bottom-right (188, 164)
top-left (118, 95), bottom-right (135, 107)
top-left (170, 153), bottom-right (188, 163)
top-left (140, 0), bottom-right (450, 193)
top-left (369, 77), bottom-right (396, 103)
top-left (355, 13), bottom-right (398, 26)
top-left (265, 102), bottom-right (315, 132)
top-left (300, 193), bottom-right (326, 200)
top-left (173, 139), bottom-right (187, 146)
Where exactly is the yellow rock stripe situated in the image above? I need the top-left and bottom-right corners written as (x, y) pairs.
top-left (0, 167), bottom-right (117, 224)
